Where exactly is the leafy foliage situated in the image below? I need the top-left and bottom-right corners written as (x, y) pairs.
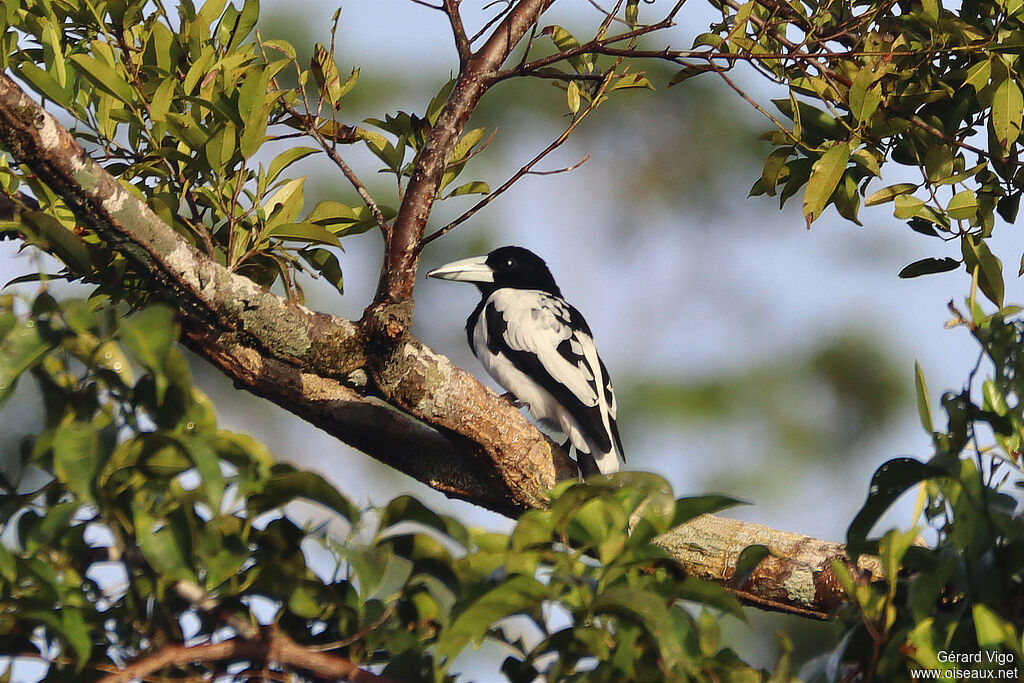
top-left (0, 295), bottom-right (781, 681)
top-left (826, 296), bottom-right (1024, 680)
top-left (1, 0), bottom-right (1024, 681)
top-left (726, 0), bottom-right (1024, 290)
top-left (0, 0), bottom-right (495, 302)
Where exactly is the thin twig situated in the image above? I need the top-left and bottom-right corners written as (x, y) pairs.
top-left (96, 628), bottom-right (401, 683)
top-left (470, 1), bottom-right (516, 44)
top-left (491, 1), bottom-right (684, 80)
top-left (590, 0), bottom-right (627, 38)
top-left (526, 154), bottom-right (590, 175)
top-left (304, 604), bottom-right (398, 652)
top-left (422, 72), bottom-right (612, 246)
top-left (501, 27), bottom-right (1016, 168)
top-left (712, 67), bottom-right (800, 147)
top-left (256, 34), bottom-right (392, 238)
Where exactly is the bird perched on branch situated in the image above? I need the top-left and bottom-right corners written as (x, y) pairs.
top-left (427, 246), bottom-right (625, 476)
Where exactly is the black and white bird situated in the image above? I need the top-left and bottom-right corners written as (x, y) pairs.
top-left (427, 246), bottom-right (624, 476)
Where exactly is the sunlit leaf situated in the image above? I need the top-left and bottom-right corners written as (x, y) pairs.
top-left (69, 54), bottom-right (134, 104)
top-left (803, 142), bottom-right (850, 227)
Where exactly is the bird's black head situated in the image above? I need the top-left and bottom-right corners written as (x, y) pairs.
top-left (484, 246), bottom-right (560, 294)
top-left (427, 245), bottom-right (562, 296)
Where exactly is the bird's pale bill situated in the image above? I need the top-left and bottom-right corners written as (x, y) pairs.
top-left (426, 255), bottom-right (495, 283)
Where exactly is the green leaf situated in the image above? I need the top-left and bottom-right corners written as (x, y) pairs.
top-left (878, 528), bottom-right (917, 595)
top-left (832, 172), bottom-right (862, 225)
top-left (311, 43), bottom-right (347, 106)
top-left (772, 99), bottom-right (845, 138)
top-left (973, 604), bottom-right (1022, 656)
top-left (248, 464), bottom-right (359, 523)
top-left (299, 248), bottom-right (344, 293)
top-left (677, 576), bottom-right (745, 616)
top-left (204, 122), bottom-right (236, 172)
top-left (225, 0), bottom-right (260, 52)
top-left (671, 494), bottom-right (747, 527)
top-left (262, 176), bottom-right (306, 227)
top-left (14, 62), bottom-right (71, 107)
top-left (625, 0), bottom-right (639, 26)
top-left (757, 147), bottom-right (793, 197)
top-left (914, 361), bottom-right (934, 436)
top-left (177, 434), bottom-right (224, 511)
top-left (543, 26), bottom-right (591, 74)
top-left (847, 458), bottom-right (944, 556)
top-left (165, 112), bottom-right (209, 150)
top-left (266, 147), bottom-right (319, 187)
top-left (865, 183), bottom-right (917, 206)
top-left (924, 144), bottom-right (954, 182)
top-left (963, 59), bottom-right (992, 93)
top-left (239, 110), bottom-right (269, 158)
top-left (851, 148), bottom-right (881, 177)
top-left (264, 221), bottom-right (341, 247)
top-left (306, 200), bottom-right (359, 226)
top-left (961, 234), bottom-right (1004, 308)
top-left (437, 575), bottom-right (552, 661)
top-left (381, 495), bottom-right (463, 542)
top-left (448, 127), bottom-right (485, 165)
top-left (149, 78), bottom-right (177, 122)
top-left (426, 79), bottom-right (455, 125)
top-left (59, 607), bottom-right (92, 668)
top-left (947, 190), bottom-right (979, 221)
top-left (590, 586), bottom-right (685, 668)
top-left (53, 421), bottom-right (100, 504)
top-left (849, 65), bottom-right (882, 123)
top-left (566, 80), bottom-right (581, 114)
top-left (120, 305), bottom-right (178, 375)
top-left (0, 318), bottom-right (51, 405)
top-left (135, 508), bottom-right (195, 583)
top-left (445, 181), bottom-right (490, 198)
top-left (608, 72), bottom-right (654, 92)
top-left (260, 38), bottom-right (296, 61)
top-left (69, 54), bottom-right (135, 105)
top-left (287, 583), bottom-right (325, 618)
top-left (732, 544), bottom-right (770, 587)
top-left (667, 64), bottom-right (710, 87)
top-left (893, 194), bottom-right (926, 219)
top-left (336, 67), bottom-right (359, 100)
top-left (992, 75), bottom-right (1024, 152)
top-left (898, 257), bottom-right (960, 278)
top-left (803, 142), bottom-right (850, 227)
top-left (20, 211), bottom-right (93, 276)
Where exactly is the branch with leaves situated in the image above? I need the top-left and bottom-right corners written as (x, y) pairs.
top-left (0, 0), bottom-right (869, 622)
top-left (2, 0), bottom-right (1023, 680)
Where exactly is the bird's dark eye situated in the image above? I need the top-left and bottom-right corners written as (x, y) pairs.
top-left (505, 257), bottom-right (515, 268)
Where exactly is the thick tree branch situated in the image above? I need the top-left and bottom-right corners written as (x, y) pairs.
top-left (658, 514), bottom-right (881, 620)
top-left (180, 327), bottom-right (542, 515)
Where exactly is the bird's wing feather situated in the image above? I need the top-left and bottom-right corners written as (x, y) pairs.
top-left (496, 293), bottom-right (599, 405)
top-left (485, 290), bottom-right (616, 455)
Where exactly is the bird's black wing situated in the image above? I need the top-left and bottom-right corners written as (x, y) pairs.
top-left (483, 290), bottom-right (618, 457)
